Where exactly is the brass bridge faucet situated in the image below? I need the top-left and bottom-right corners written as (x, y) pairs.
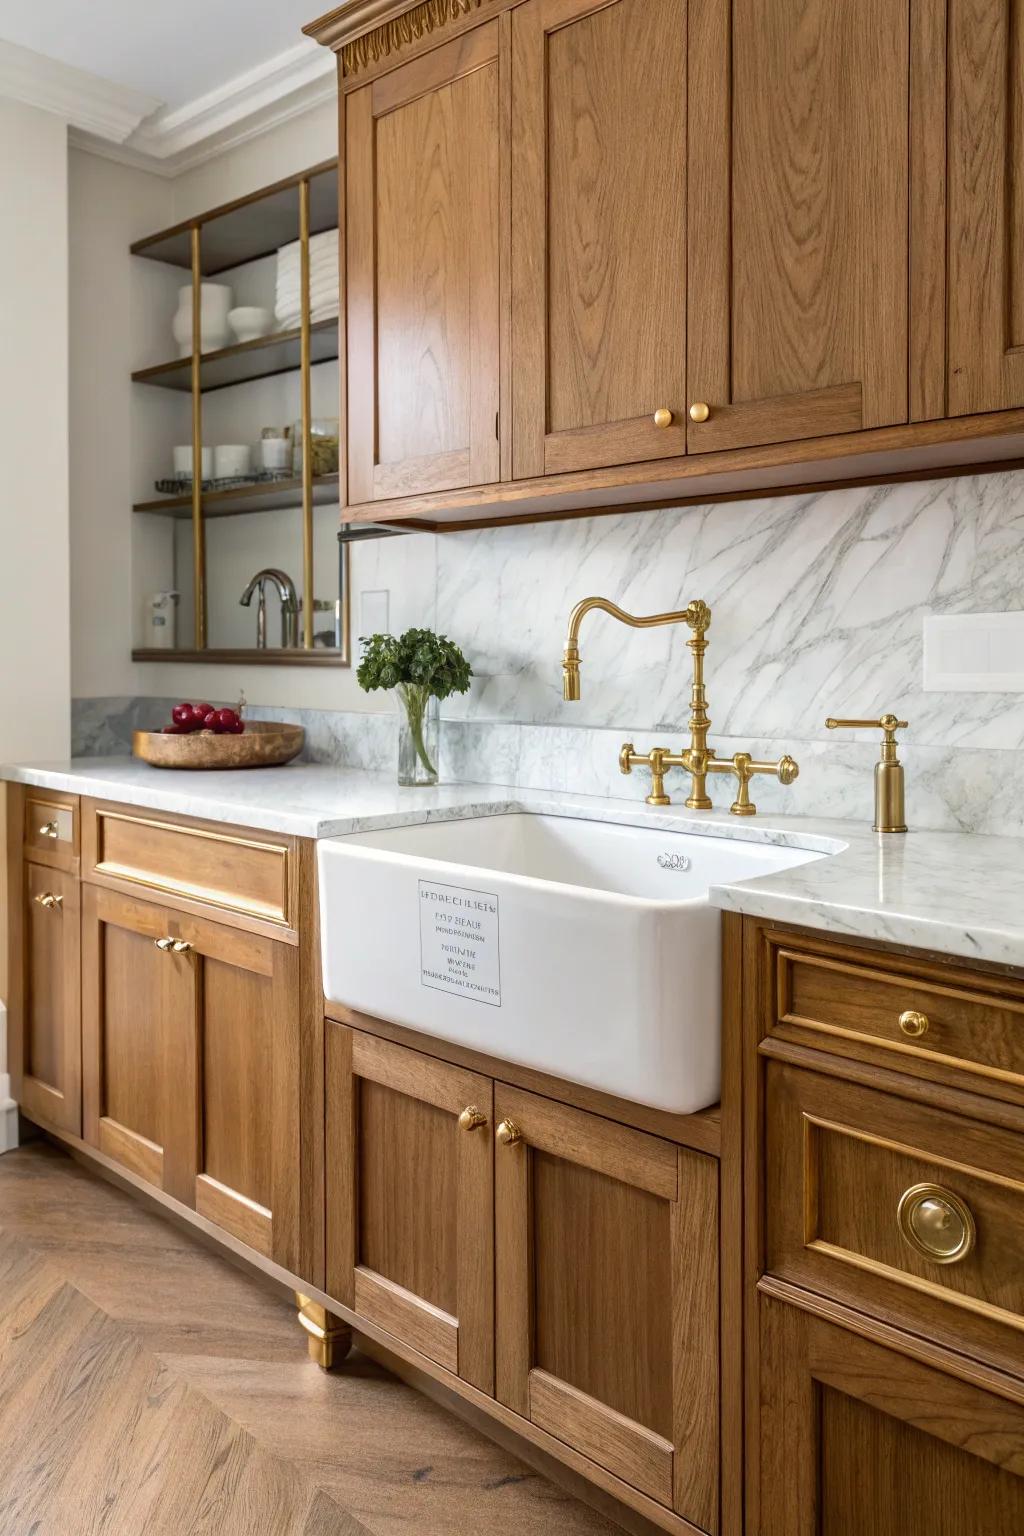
top-left (562, 596), bottom-right (799, 815)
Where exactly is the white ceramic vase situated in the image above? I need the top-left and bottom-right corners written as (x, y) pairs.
top-left (172, 283), bottom-right (233, 357)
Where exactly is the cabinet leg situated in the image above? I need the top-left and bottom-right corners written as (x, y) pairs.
top-left (294, 1292), bottom-right (353, 1370)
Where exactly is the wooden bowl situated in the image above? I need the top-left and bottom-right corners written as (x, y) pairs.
top-left (132, 721), bottom-right (305, 770)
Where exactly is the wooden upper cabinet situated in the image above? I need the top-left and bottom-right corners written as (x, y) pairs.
top-left (511, 0), bottom-right (688, 476)
top-left (345, 23), bottom-right (501, 504)
top-left (947, 0), bottom-right (1024, 414)
top-left (687, 0), bottom-right (911, 454)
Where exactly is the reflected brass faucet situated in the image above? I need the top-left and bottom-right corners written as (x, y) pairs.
top-left (562, 596), bottom-right (799, 815)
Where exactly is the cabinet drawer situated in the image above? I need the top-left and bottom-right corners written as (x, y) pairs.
top-left (765, 1060), bottom-right (1024, 1371)
top-left (771, 935), bottom-right (1024, 1099)
top-left (83, 799), bottom-right (295, 932)
top-left (23, 790), bottom-right (78, 871)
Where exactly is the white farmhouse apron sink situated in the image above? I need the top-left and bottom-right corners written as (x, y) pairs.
top-left (318, 813), bottom-right (826, 1114)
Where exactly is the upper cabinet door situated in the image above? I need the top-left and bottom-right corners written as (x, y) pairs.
top-left (947, 0), bottom-right (1024, 414)
top-left (687, 0), bottom-right (911, 454)
top-left (346, 24), bottom-right (501, 505)
top-left (511, 0), bottom-right (688, 477)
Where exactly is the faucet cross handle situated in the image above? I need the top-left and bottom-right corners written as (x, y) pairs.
top-left (717, 751), bottom-right (799, 817)
top-left (620, 743), bottom-right (673, 807)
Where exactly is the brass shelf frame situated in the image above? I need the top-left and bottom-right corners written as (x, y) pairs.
top-left (130, 159), bottom-right (350, 667)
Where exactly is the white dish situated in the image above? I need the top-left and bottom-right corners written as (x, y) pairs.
top-left (172, 445), bottom-right (212, 479)
top-left (227, 306), bottom-right (272, 344)
top-left (212, 444), bottom-right (252, 478)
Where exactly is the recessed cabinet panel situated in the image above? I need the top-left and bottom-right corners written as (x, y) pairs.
top-left (512, 0), bottom-right (688, 476)
top-left (687, 0), bottom-right (910, 453)
top-left (947, 0), bottom-right (1024, 414)
top-left (346, 24), bottom-right (501, 504)
top-left (20, 864), bottom-right (81, 1135)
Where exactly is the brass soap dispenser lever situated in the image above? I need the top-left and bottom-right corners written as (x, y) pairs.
top-left (825, 713), bottom-right (908, 833)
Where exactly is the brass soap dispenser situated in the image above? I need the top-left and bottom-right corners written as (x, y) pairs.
top-left (825, 713), bottom-right (908, 833)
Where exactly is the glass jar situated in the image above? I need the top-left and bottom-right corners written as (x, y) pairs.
top-left (396, 685), bottom-right (439, 787)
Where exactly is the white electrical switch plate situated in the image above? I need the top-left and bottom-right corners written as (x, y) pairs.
top-left (923, 612), bottom-right (1024, 691)
top-left (360, 589), bottom-right (389, 638)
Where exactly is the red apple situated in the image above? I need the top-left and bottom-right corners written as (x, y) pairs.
top-left (214, 708), bottom-right (239, 732)
top-left (171, 702), bottom-right (194, 727)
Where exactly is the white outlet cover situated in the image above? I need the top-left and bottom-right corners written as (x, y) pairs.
top-left (923, 612), bottom-right (1024, 692)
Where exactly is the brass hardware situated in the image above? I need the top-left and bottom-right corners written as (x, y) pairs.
top-left (299, 176), bottom-right (314, 651)
top-left (34, 892), bottom-right (63, 910)
top-left (38, 821), bottom-right (59, 839)
top-left (709, 751), bottom-right (800, 816)
top-left (458, 1105), bottom-right (488, 1132)
top-left (190, 225), bottom-right (206, 650)
top-left (653, 407), bottom-right (674, 428)
top-left (295, 1291), bottom-right (353, 1370)
top-left (171, 939), bottom-right (194, 955)
top-left (898, 1009), bottom-right (929, 1039)
top-left (496, 1119), bottom-right (523, 1147)
top-left (154, 936), bottom-right (175, 951)
top-left (689, 402), bottom-right (711, 424)
top-left (563, 596), bottom-right (798, 814)
top-left (826, 713), bottom-right (908, 832)
top-left (897, 1183), bottom-right (975, 1265)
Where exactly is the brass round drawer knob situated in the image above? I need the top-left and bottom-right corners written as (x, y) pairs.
top-left (898, 1009), bottom-right (929, 1039)
top-left (35, 892), bottom-right (63, 910)
top-left (689, 402), bottom-right (711, 424)
top-left (653, 407), bottom-right (674, 428)
top-left (496, 1119), bottom-right (523, 1147)
top-left (154, 936), bottom-right (175, 952)
top-left (39, 821), bottom-right (59, 839)
top-left (171, 940), bottom-right (194, 955)
top-left (458, 1105), bottom-right (487, 1132)
top-left (897, 1183), bottom-right (975, 1265)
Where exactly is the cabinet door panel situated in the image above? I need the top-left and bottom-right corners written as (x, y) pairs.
top-left (20, 864), bottom-right (81, 1134)
top-left (494, 1084), bottom-right (719, 1530)
top-left (512, 0), bottom-right (687, 476)
top-left (326, 1026), bottom-right (494, 1393)
top-left (759, 1296), bottom-right (1024, 1535)
top-left (947, 0), bottom-right (1024, 413)
top-left (346, 23), bottom-right (501, 503)
top-left (688, 0), bottom-right (910, 453)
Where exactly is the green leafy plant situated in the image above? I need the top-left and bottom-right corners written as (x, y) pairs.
top-left (358, 628), bottom-right (473, 779)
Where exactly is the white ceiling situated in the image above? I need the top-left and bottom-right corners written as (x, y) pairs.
top-left (0, 0), bottom-right (322, 109)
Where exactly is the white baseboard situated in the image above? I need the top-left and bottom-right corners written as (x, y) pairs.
top-left (0, 1002), bottom-right (18, 1154)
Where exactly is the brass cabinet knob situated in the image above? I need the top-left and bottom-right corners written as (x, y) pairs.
top-left (153, 936), bottom-right (175, 952)
top-left (897, 1183), bottom-right (975, 1265)
top-left (898, 1009), bottom-right (929, 1039)
top-left (496, 1119), bottom-right (523, 1147)
top-left (458, 1105), bottom-right (487, 1132)
top-left (688, 402), bottom-right (711, 424)
top-left (171, 940), bottom-right (194, 955)
top-left (653, 407), bottom-right (674, 428)
top-left (34, 892), bottom-right (63, 910)
top-left (38, 821), bottom-right (59, 839)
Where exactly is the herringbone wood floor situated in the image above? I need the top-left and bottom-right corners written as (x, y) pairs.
top-left (0, 1139), bottom-right (622, 1536)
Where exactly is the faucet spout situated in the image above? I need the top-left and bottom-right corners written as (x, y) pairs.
top-left (561, 597), bottom-right (709, 701)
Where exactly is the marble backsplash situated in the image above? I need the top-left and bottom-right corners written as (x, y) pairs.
top-left (72, 468), bottom-right (1024, 836)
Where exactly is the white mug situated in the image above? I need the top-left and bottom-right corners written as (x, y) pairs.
top-left (173, 445), bottom-right (212, 480)
top-left (213, 444), bottom-right (252, 479)
top-left (259, 438), bottom-right (293, 473)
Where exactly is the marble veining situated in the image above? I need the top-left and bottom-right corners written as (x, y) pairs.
top-left (4, 757), bottom-right (1024, 971)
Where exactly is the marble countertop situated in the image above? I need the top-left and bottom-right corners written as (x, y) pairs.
top-left (4, 756), bottom-right (1023, 971)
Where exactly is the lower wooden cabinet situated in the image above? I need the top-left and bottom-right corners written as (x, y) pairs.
top-left (18, 862), bottom-right (81, 1134)
top-left (494, 1084), bottom-right (720, 1531)
top-left (325, 1026), bottom-right (494, 1392)
top-left (758, 1294), bottom-right (1024, 1534)
top-left (81, 883), bottom-right (301, 1268)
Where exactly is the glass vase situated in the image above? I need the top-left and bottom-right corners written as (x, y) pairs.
top-left (396, 684), bottom-right (439, 786)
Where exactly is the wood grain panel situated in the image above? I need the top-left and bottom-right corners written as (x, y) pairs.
top-left (512, 0), bottom-right (687, 477)
top-left (948, 0), bottom-right (1024, 413)
top-left (84, 801), bottom-right (293, 930)
top-left (20, 863), bottom-right (81, 1134)
top-left (909, 0), bottom-right (947, 421)
top-left (22, 790), bottom-right (78, 873)
top-left (354, 1266), bottom-right (460, 1373)
top-left (494, 1083), bottom-right (678, 1199)
top-left (347, 24), bottom-right (500, 502)
top-left (688, 0), bottom-right (909, 453)
top-left (102, 921), bottom-right (170, 1150)
top-left (530, 1369), bottom-right (674, 1508)
top-left (671, 1148), bottom-right (720, 1534)
top-left (195, 1174), bottom-right (273, 1258)
top-left (201, 957), bottom-right (274, 1211)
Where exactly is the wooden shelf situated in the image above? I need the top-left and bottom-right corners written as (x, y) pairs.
top-left (132, 319), bottom-right (339, 394)
top-left (130, 160), bottom-right (338, 275)
top-left (133, 474), bottom-right (340, 520)
top-left (132, 648), bottom-right (348, 667)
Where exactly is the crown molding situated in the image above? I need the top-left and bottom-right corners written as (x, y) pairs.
top-left (0, 37), bottom-right (160, 141)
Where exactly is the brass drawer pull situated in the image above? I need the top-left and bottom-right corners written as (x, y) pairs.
top-left (38, 821), bottom-right (59, 839)
top-left (458, 1106), bottom-right (487, 1132)
top-left (898, 1009), bottom-right (929, 1039)
top-left (154, 936), bottom-right (175, 952)
top-left (496, 1119), bottom-right (522, 1147)
top-left (897, 1183), bottom-right (975, 1265)
top-left (34, 892), bottom-right (63, 910)
top-left (653, 407), bottom-right (674, 428)
top-left (688, 401), bottom-right (711, 424)
top-left (171, 940), bottom-right (194, 955)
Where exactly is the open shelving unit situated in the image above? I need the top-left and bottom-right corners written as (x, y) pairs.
top-left (130, 159), bottom-right (350, 666)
